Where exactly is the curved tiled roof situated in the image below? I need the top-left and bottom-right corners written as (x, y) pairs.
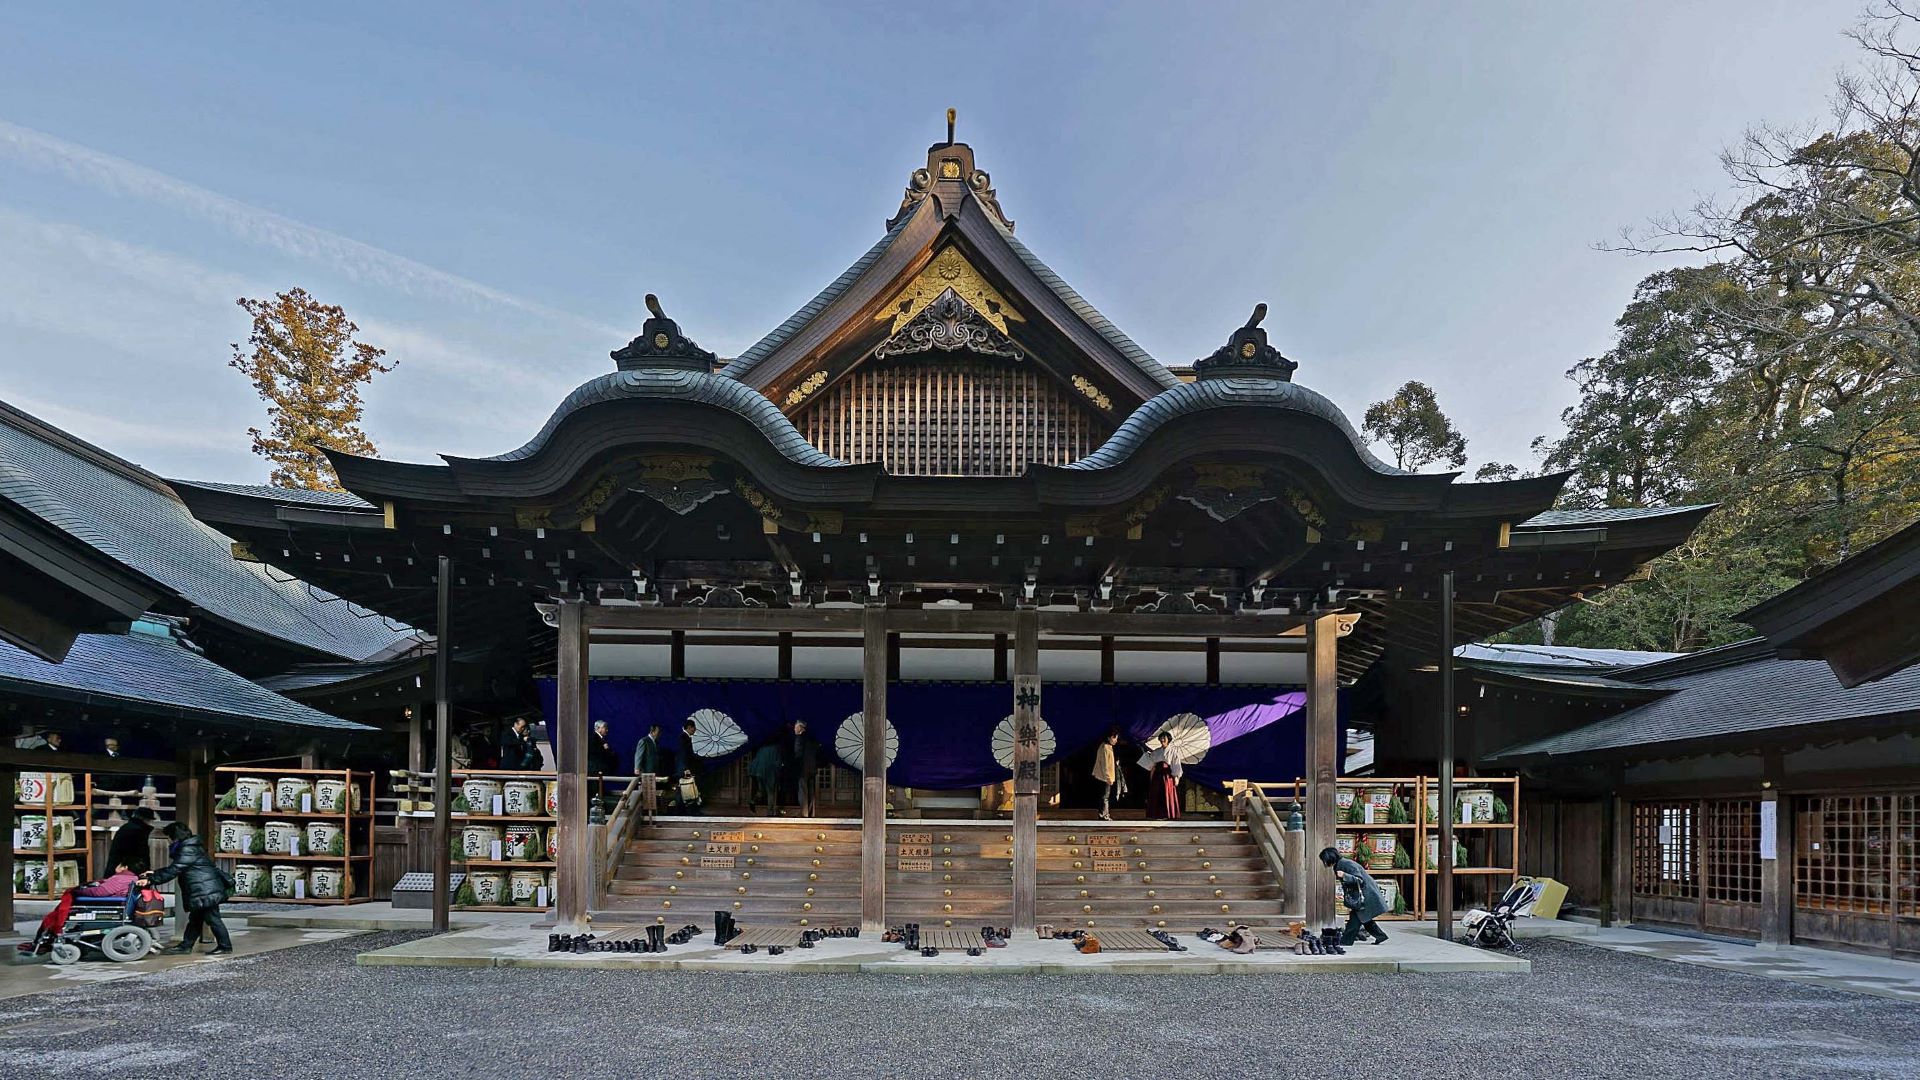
top-left (0, 408), bottom-right (419, 661)
top-left (0, 626), bottom-right (374, 732)
top-left (718, 207), bottom-right (922, 382)
top-left (478, 366), bottom-right (848, 469)
top-left (1061, 376), bottom-right (1406, 475)
top-left (1519, 505), bottom-right (1717, 528)
top-left (172, 479), bottom-right (373, 509)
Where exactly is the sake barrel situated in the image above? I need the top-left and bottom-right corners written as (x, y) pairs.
top-left (309, 865), bottom-right (348, 900)
top-left (1334, 833), bottom-right (1358, 861)
top-left (1425, 836), bottom-right (1468, 870)
top-left (509, 869), bottom-right (545, 905)
top-left (232, 863), bottom-right (268, 898)
top-left (17, 814), bottom-right (49, 850)
top-left (461, 778), bottom-right (502, 814)
top-left (1378, 879), bottom-right (1400, 913)
top-left (51, 859), bottom-right (81, 894)
top-left (544, 781), bottom-right (559, 815)
top-left (313, 777), bottom-right (358, 813)
top-left (216, 819), bottom-right (263, 855)
top-left (1424, 789), bottom-right (1441, 825)
top-left (234, 775), bottom-right (272, 811)
top-left (546, 829), bottom-right (558, 862)
top-left (305, 820), bottom-right (343, 856)
top-left (1361, 787), bottom-right (1397, 825)
top-left (461, 823), bottom-right (501, 861)
top-left (264, 820), bottom-right (303, 856)
top-left (1334, 787), bottom-right (1358, 824)
top-left (16, 861), bottom-right (48, 895)
top-left (503, 823), bottom-right (543, 861)
top-left (16, 771), bottom-right (75, 805)
top-left (1362, 832), bottom-right (1398, 872)
top-left (274, 777), bottom-right (314, 813)
top-left (48, 815), bottom-right (80, 850)
top-left (468, 870), bottom-right (505, 905)
top-left (1458, 788), bottom-right (1496, 824)
top-left (269, 864), bottom-right (307, 899)
top-left (503, 780), bottom-right (543, 817)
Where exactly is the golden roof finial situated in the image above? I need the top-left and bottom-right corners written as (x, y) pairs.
top-left (946, 108), bottom-right (957, 144)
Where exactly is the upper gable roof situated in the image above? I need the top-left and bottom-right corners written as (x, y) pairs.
top-left (718, 138), bottom-right (1180, 405)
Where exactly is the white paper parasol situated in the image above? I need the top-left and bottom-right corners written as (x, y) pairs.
top-left (686, 708), bottom-right (747, 757)
top-left (835, 712), bottom-right (898, 771)
top-left (1153, 712), bottom-right (1212, 765)
top-left (991, 714), bottom-right (1055, 770)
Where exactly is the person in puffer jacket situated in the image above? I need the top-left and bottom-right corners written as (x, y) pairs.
top-left (140, 823), bottom-right (233, 955)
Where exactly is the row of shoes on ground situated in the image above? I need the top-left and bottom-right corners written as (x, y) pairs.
top-left (664, 924), bottom-right (703, 946)
top-left (979, 925), bottom-right (1010, 948)
top-left (1148, 929), bottom-right (1186, 952)
top-left (739, 943), bottom-right (787, 955)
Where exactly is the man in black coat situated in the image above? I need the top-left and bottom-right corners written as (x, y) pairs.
top-left (141, 823), bottom-right (233, 954)
top-left (587, 720), bottom-right (619, 777)
top-left (106, 806), bottom-right (156, 874)
top-left (789, 720), bottom-right (820, 818)
top-left (499, 717), bottom-right (545, 771)
top-left (676, 718), bottom-right (708, 813)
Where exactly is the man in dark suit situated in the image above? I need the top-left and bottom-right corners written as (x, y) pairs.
top-left (106, 806), bottom-right (156, 874)
top-left (499, 717), bottom-right (544, 771)
top-left (676, 718), bottom-right (708, 813)
top-left (789, 720), bottom-right (820, 818)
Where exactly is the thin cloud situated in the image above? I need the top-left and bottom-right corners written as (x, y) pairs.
top-left (0, 118), bottom-right (623, 338)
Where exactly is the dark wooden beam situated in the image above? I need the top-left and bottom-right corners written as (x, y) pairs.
top-left (860, 605), bottom-right (888, 933)
top-left (1011, 608), bottom-right (1040, 932)
top-left (553, 598), bottom-right (591, 930)
top-left (1305, 613), bottom-right (1339, 928)
top-left (0, 748), bottom-right (175, 776)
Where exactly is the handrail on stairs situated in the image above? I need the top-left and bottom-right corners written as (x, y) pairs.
top-left (1232, 780), bottom-right (1306, 921)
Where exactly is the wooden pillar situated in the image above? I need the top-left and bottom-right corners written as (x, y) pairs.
top-left (1304, 613), bottom-right (1339, 928)
top-left (860, 605), bottom-right (889, 933)
top-left (1011, 607), bottom-right (1040, 932)
top-left (1436, 569), bottom-right (1456, 938)
top-left (407, 697), bottom-right (426, 774)
top-left (553, 598), bottom-right (592, 931)
top-left (0, 768), bottom-right (14, 930)
top-left (1598, 792), bottom-right (1617, 927)
top-left (1759, 785), bottom-right (1793, 947)
top-left (1610, 794), bottom-right (1634, 927)
top-left (431, 556), bottom-right (453, 932)
top-left (176, 746), bottom-right (212, 839)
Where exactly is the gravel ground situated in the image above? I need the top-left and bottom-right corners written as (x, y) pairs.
top-left (0, 935), bottom-right (1913, 1079)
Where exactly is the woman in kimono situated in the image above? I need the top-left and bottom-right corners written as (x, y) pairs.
top-left (1146, 732), bottom-right (1183, 820)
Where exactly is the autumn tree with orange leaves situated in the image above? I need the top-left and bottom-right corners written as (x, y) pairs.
top-left (228, 288), bottom-right (394, 490)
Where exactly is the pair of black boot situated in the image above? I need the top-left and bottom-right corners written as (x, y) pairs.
top-left (665, 924), bottom-right (702, 946)
top-left (713, 910), bottom-right (739, 946)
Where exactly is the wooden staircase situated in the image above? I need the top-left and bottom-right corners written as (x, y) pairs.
top-left (601, 817), bottom-right (1282, 930)
top-left (1036, 822), bottom-right (1284, 930)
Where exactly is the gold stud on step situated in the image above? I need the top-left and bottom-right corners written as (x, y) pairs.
top-left (943, 904), bottom-right (952, 913)
top-left (1128, 836), bottom-right (1139, 844)
top-left (1201, 861), bottom-right (1212, 870)
top-left (806, 887), bottom-right (815, 896)
top-left (1213, 889), bottom-right (1224, 898)
top-left (943, 889), bottom-right (952, 897)
top-left (808, 873), bottom-right (819, 882)
top-left (741, 872), bottom-right (752, 880)
top-left (751, 845), bottom-right (760, 853)
top-left (657, 916), bottom-right (666, 924)
top-left (803, 902), bottom-right (813, 911)
top-left (754, 832), bottom-right (764, 840)
top-left (680, 857), bottom-right (691, 865)
top-left (691, 831), bottom-right (702, 839)
top-left (1208, 875), bottom-right (1217, 884)
top-left (817, 832), bottom-right (826, 841)
top-left (812, 859), bottom-right (821, 867)
top-left (1146, 890), bottom-right (1156, 899)
top-left (1073, 861), bottom-right (1084, 870)
top-left (1151, 905), bottom-right (1162, 914)
top-left (1079, 890), bottom-right (1090, 898)
top-left (1142, 875), bottom-right (1153, 885)
top-left (799, 918), bottom-right (810, 926)
top-left (1069, 848), bottom-right (1080, 856)
top-left (943, 874), bottom-right (952, 883)
top-left (1220, 904), bottom-right (1230, 913)
top-left (662, 900), bottom-right (672, 908)
top-left (674, 870), bottom-right (685, 879)
top-left (1156, 920), bottom-right (1167, 928)
top-left (737, 886), bottom-right (747, 895)
top-left (1082, 905), bottom-right (1093, 913)
top-left (668, 885), bottom-right (678, 893)
top-left (733, 901), bottom-right (741, 909)
top-left (814, 846), bottom-right (823, 854)
top-left (943, 833), bottom-right (952, 841)
top-left (1075, 875), bottom-right (1085, 884)
top-left (746, 858), bottom-right (755, 866)
top-left (1196, 848), bottom-right (1206, 857)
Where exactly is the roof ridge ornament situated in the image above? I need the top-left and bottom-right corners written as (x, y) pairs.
top-left (887, 109), bottom-right (1015, 232)
top-left (1192, 303), bottom-right (1298, 381)
top-left (612, 293), bottom-right (718, 373)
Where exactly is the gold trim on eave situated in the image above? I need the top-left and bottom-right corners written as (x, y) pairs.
top-left (878, 246), bottom-right (1024, 334)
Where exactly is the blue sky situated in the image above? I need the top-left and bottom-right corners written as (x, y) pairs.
top-left (0, 1), bottom-right (1867, 482)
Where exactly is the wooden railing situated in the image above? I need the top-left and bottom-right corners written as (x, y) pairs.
top-left (1233, 781), bottom-right (1303, 919)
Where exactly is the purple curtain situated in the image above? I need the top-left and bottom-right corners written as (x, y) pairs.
top-left (539, 680), bottom-right (1343, 791)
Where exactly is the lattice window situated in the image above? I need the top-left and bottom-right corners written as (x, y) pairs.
top-left (1900, 794), bottom-right (1919, 918)
top-left (1702, 798), bottom-right (1761, 905)
top-left (1794, 794), bottom-right (1894, 915)
top-left (1631, 800), bottom-right (1697, 899)
top-left (795, 356), bottom-right (1107, 476)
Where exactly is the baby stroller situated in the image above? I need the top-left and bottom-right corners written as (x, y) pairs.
top-left (22, 887), bottom-right (165, 965)
top-left (1456, 878), bottom-right (1539, 952)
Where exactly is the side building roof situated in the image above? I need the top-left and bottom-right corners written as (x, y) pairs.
top-left (0, 621), bottom-right (373, 733)
top-left (0, 399), bottom-right (419, 662)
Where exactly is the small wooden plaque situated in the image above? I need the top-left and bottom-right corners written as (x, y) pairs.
top-left (897, 857), bottom-right (933, 872)
top-left (1092, 859), bottom-right (1129, 873)
top-left (699, 855), bottom-right (736, 870)
top-left (1088, 847), bottom-right (1125, 859)
top-left (710, 830), bottom-right (746, 843)
top-left (898, 832), bottom-right (933, 845)
top-left (1088, 834), bottom-right (1121, 846)
top-left (704, 842), bottom-right (741, 855)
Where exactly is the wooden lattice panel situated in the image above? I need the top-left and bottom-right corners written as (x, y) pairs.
top-left (794, 356), bottom-right (1108, 476)
top-left (1795, 794), bottom-right (1895, 915)
top-left (1901, 794), bottom-right (1920, 919)
top-left (1630, 801), bottom-right (1698, 900)
top-left (1701, 798), bottom-right (1760, 906)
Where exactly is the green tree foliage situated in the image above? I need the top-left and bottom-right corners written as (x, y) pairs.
top-left (1538, 6), bottom-right (1920, 651)
top-left (1363, 380), bottom-right (1468, 471)
top-left (228, 288), bottom-right (394, 490)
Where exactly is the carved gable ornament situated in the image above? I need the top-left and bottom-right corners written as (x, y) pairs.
top-left (879, 246), bottom-right (1024, 336)
top-left (874, 287), bottom-right (1023, 360)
